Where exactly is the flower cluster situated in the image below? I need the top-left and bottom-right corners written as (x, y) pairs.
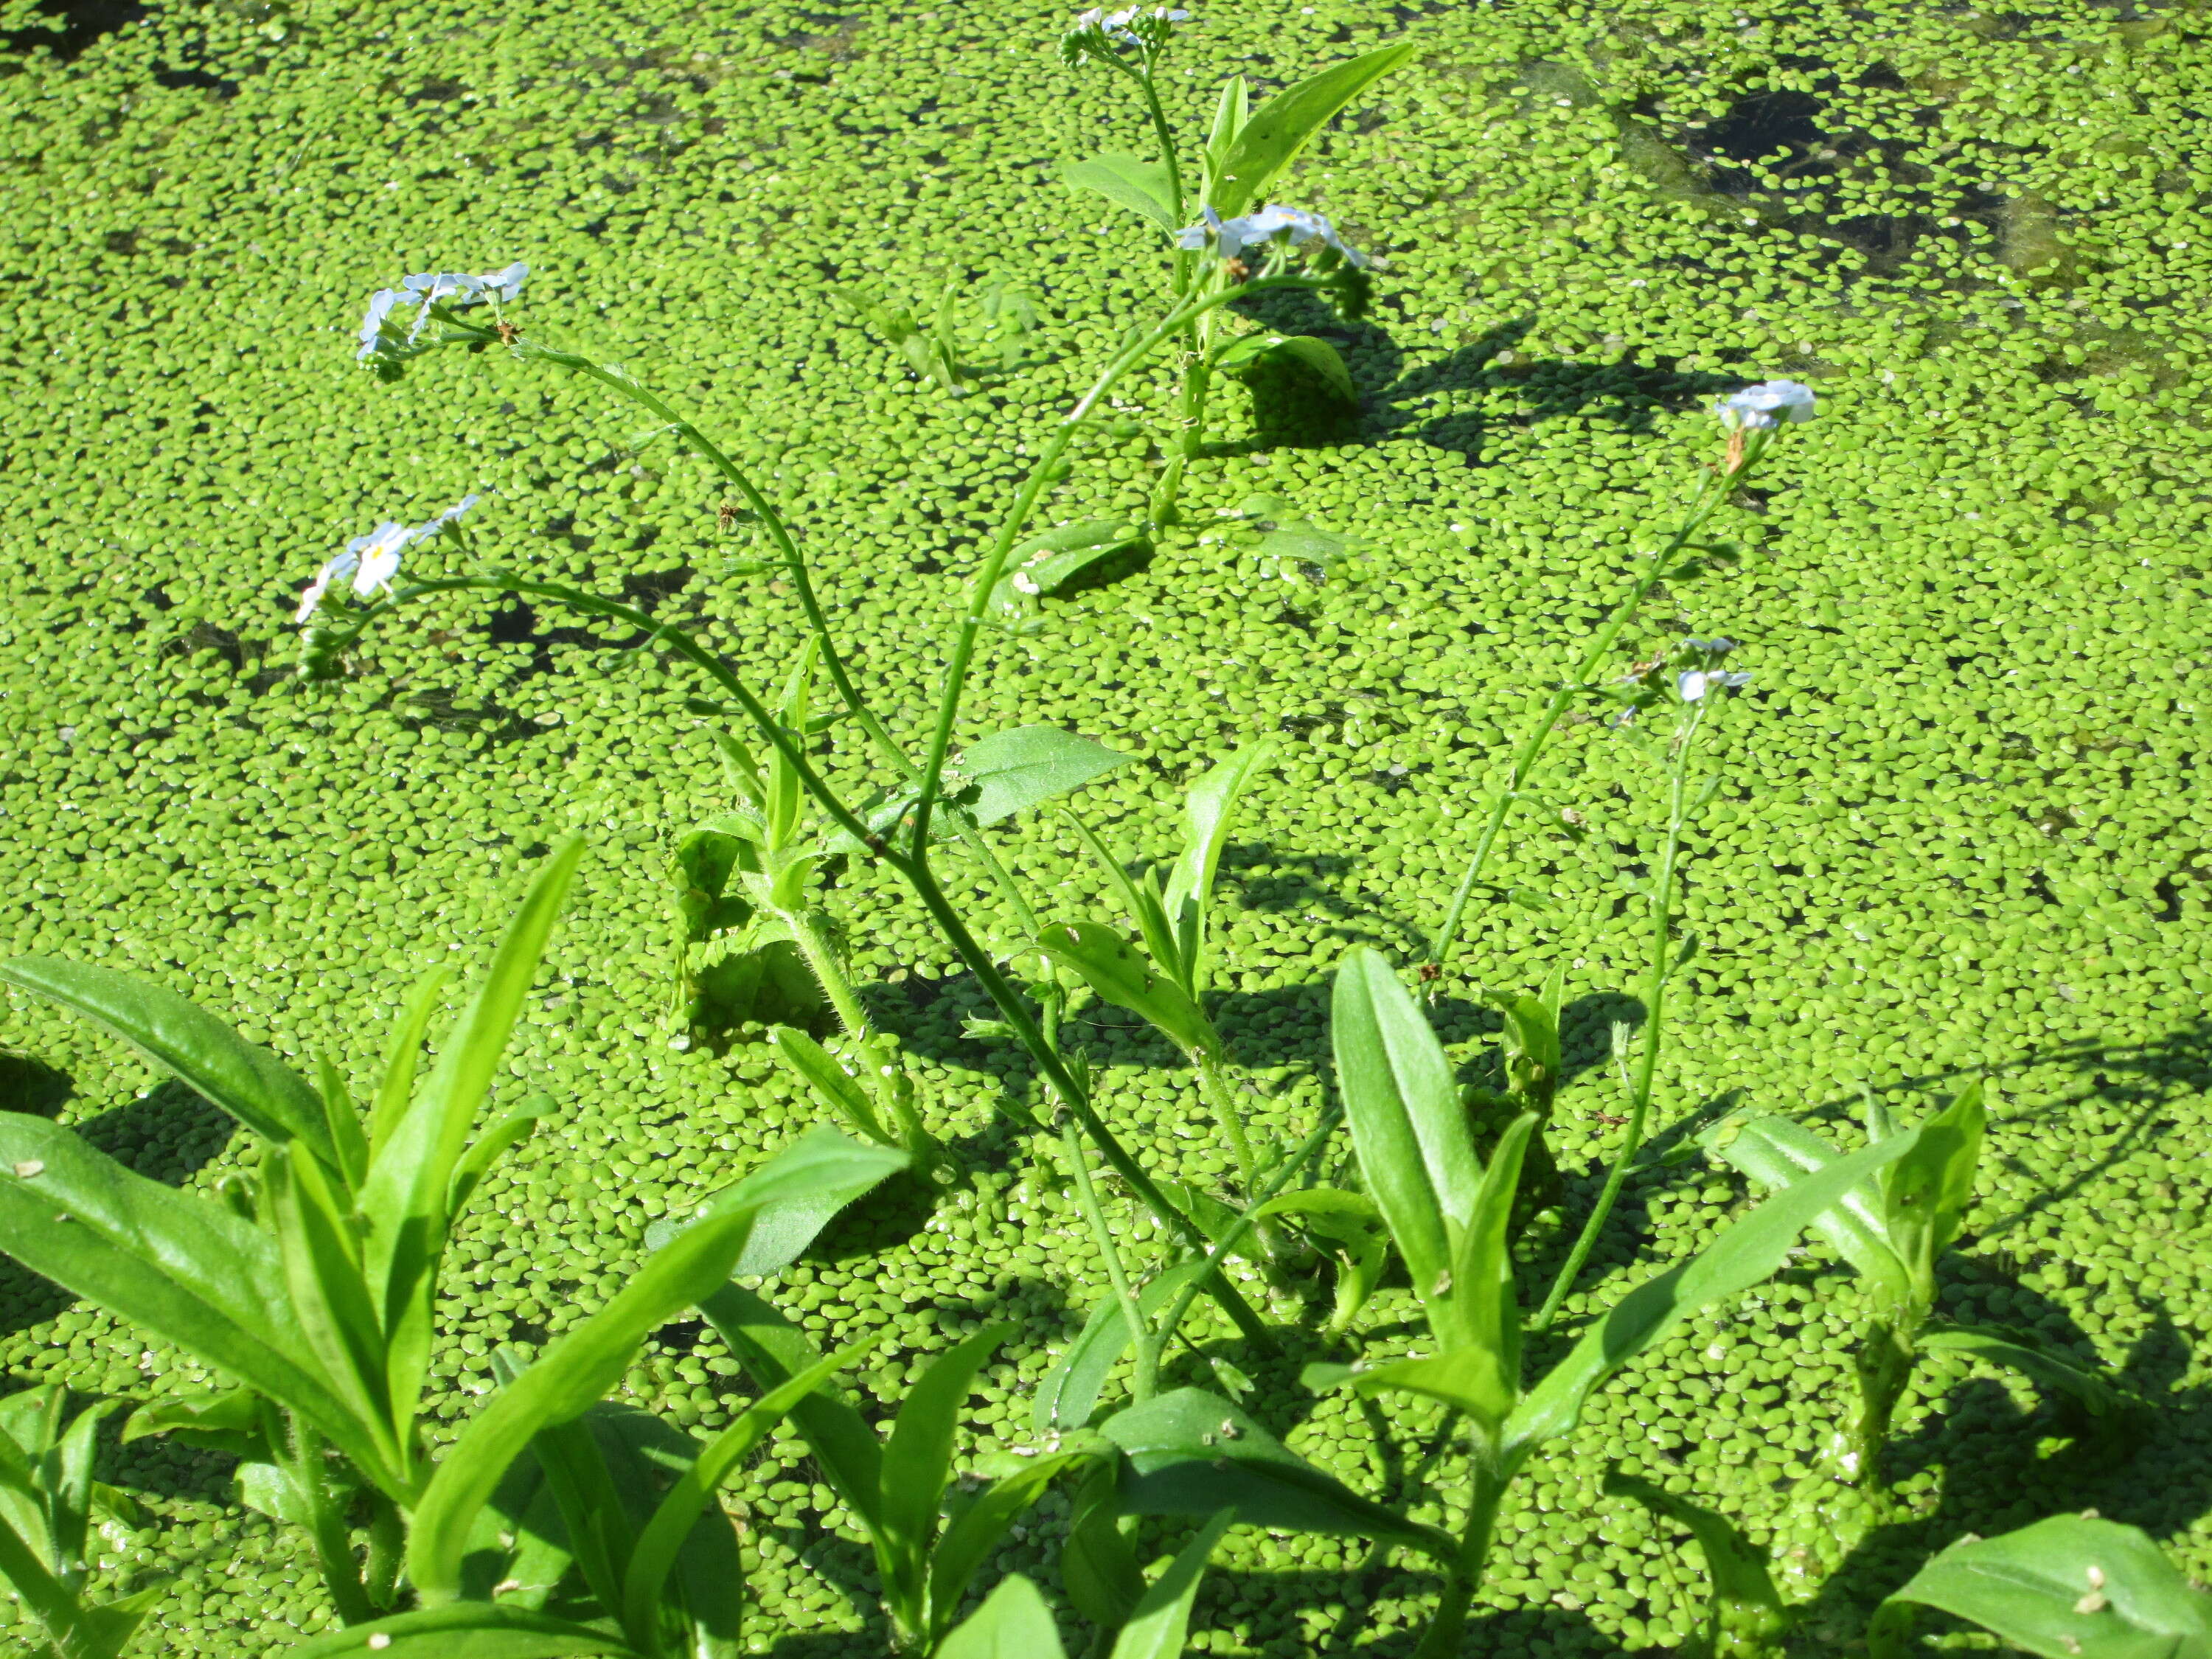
top-left (1060, 5), bottom-right (1189, 65)
top-left (295, 495), bottom-right (480, 623)
top-left (1175, 204), bottom-right (1368, 270)
top-left (357, 262), bottom-right (529, 363)
top-left (1714, 378), bottom-right (1816, 433)
top-left (1607, 636), bottom-right (1752, 727)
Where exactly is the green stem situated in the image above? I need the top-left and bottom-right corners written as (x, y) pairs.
top-left (1531, 700), bottom-right (1707, 1332)
top-left (1849, 1317), bottom-right (1919, 1489)
top-left (363, 1490), bottom-right (405, 1611)
top-left (1152, 1104), bottom-right (1341, 1358)
top-left (285, 1419), bottom-right (372, 1627)
top-left (1410, 1448), bottom-right (1510, 1659)
top-left (778, 903), bottom-right (872, 1039)
top-left (1427, 471), bottom-right (1733, 981)
top-left (1062, 1112), bottom-right (1156, 1402)
top-left (1130, 63), bottom-right (1186, 226)
top-left (1149, 341), bottom-right (1212, 531)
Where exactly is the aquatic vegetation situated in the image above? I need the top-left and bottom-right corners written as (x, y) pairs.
top-left (2, 0), bottom-right (2210, 1653)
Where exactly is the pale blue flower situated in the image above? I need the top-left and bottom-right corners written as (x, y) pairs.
top-left (395, 264), bottom-right (530, 341)
top-left (1180, 203), bottom-right (1368, 269)
top-left (357, 288), bottom-right (406, 361)
top-left (349, 520), bottom-right (417, 597)
top-left (1677, 667), bottom-right (1751, 701)
top-left (294, 549), bottom-right (360, 623)
top-left (1175, 206), bottom-right (1224, 251)
top-left (1716, 380), bottom-right (1817, 431)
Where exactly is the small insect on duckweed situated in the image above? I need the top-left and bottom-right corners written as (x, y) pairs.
top-left (1592, 1111), bottom-right (1628, 1127)
top-left (495, 320), bottom-right (521, 345)
top-left (717, 499), bottom-right (743, 532)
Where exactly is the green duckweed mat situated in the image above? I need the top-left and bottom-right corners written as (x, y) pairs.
top-left (4, 0), bottom-right (2212, 1651)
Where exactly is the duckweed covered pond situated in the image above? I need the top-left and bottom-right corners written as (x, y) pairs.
top-left (4, 0), bottom-right (2212, 1652)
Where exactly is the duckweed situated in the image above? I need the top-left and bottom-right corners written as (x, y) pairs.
top-left (2, 0), bottom-right (2211, 1652)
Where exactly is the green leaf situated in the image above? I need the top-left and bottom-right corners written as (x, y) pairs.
top-left (877, 1324), bottom-right (1012, 1616)
top-left (316, 1051), bottom-right (370, 1193)
top-left (1110, 1506), bottom-right (1236, 1659)
top-left (928, 1453), bottom-right (1093, 1644)
top-left (1033, 922), bottom-right (1219, 1060)
top-left (1099, 1388), bottom-right (1451, 1557)
top-left (1602, 1465), bottom-right (1790, 1655)
top-left (698, 1284), bottom-right (886, 1533)
top-left (1215, 333), bottom-right (1357, 407)
top-left (764, 1026), bottom-right (891, 1147)
top-left (959, 726), bottom-right (1132, 829)
top-left (1704, 1113), bottom-right (1912, 1309)
top-left (1329, 947), bottom-right (1478, 1311)
top-left (1203, 75), bottom-right (1251, 186)
top-left (1505, 1128), bottom-right (1921, 1456)
top-left (122, 1388), bottom-right (271, 1462)
top-left (372, 967), bottom-right (453, 1155)
top-left (1062, 1455), bottom-right (1144, 1632)
top-left (1033, 1260), bottom-right (1210, 1435)
top-left (990, 519), bottom-right (1148, 621)
top-left (1062, 813), bottom-right (1182, 988)
top-left (644, 1126), bottom-right (907, 1280)
top-left (1884, 1079), bottom-right (1985, 1305)
top-left (1870, 1515), bottom-right (2212, 1659)
top-left (359, 837), bottom-right (587, 1445)
top-left (262, 1144), bottom-right (397, 1467)
top-left (407, 1131), bottom-right (898, 1604)
top-left (936, 1573), bottom-right (1068, 1659)
top-left (1062, 153), bottom-right (1179, 231)
top-left (1163, 741), bottom-right (1276, 998)
top-left (0, 1117), bottom-right (394, 1494)
top-left (1205, 44), bottom-right (1418, 218)
top-left (1253, 1189), bottom-right (1388, 1331)
top-left (0, 957), bottom-right (336, 1170)
top-left (1919, 1321), bottom-right (2124, 1418)
top-left (285, 1604), bottom-right (647, 1658)
top-left (448, 1094), bottom-right (557, 1220)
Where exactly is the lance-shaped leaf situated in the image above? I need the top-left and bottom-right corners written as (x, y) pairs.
top-left (1033, 1259), bottom-right (1210, 1435)
top-left (1919, 1322), bottom-right (2124, 1418)
top-left (1110, 1506), bottom-right (1237, 1659)
top-left (959, 726), bottom-right (1132, 828)
top-left (359, 837), bottom-right (586, 1443)
top-left (1215, 333), bottom-right (1357, 408)
top-left (1505, 1128), bottom-right (1921, 1457)
top-left (1100, 1388), bottom-right (1452, 1557)
top-left (989, 519), bottom-right (1147, 622)
top-left (1034, 922), bottom-right (1219, 1060)
top-left (644, 1124), bottom-right (907, 1280)
top-left (698, 1284), bottom-right (886, 1532)
top-left (372, 965), bottom-right (452, 1155)
top-left (764, 1026), bottom-right (892, 1147)
top-left (285, 1603), bottom-right (648, 1658)
top-left (1062, 154), bottom-right (1179, 231)
top-left (1868, 1514), bottom-right (2212, 1659)
top-left (1163, 741), bottom-right (1275, 997)
top-left (1064, 812), bottom-right (1180, 984)
top-left (1705, 1113), bottom-right (1911, 1308)
top-left (1203, 74), bottom-right (1250, 184)
top-left (122, 1388), bottom-right (271, 1463)
top-left (0, 1116), bottom-right (396, 1494)
top-left (879, 1324), bottom-right (1014, 1613)
top-left (1330, 947), bottom-right (1480, 1311)
top-left (0, 957), bottom-right (335, 1169)
top-left (407, 1131), bottom-right (902, 1603)
top-left (928, 1451), bottom-right (1094, 1639)
top-left (1883, 1079), bottom-right (1985, 1304)
top-left (1205, 44), bottom-right (1417, 218)
top-left (263, 1144), bottom-right (397, 1469)
top-left (938, 1573), bottom-right (1068, 1659)
top-left (1602, 1465), bottom-right (1790, 1655)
